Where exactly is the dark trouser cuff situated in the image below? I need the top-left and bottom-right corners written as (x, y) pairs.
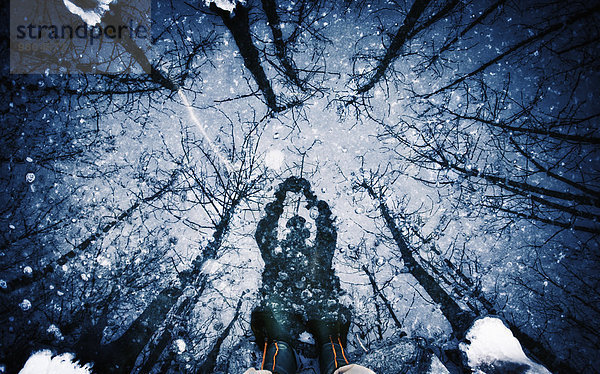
top-left (318, 338), bottom-right (351, 374)
top-left (261, 340), bottom-right (297, 374)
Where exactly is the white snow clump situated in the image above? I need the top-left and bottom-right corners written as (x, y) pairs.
top-left (460, 317), bottom-right (551, 374)
top-left (174, 339), bottom-right (187, 353)
top-left (18, 350), bottom-right (92, 374)
top-left (298, 331), bottom-right (315, 344)
top-left (63, 0), bottom-right (114, 25)
top-left (205, 0), bottom-right (242, 12)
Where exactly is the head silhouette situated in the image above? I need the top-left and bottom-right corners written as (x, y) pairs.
top-left (285, 215), bottom-right (310, 241)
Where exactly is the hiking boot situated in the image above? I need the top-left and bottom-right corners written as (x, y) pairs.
top-left (308, 307), bottom-right (352, 374)
top-left (251, 308), bottom-right (298, 374)
top-left (258, 340), bottom-right (297, 374)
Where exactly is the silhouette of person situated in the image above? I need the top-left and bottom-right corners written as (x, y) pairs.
top-left (247, 177), bottom-right (373, 374)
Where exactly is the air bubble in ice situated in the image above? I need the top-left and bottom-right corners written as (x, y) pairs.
top-left (309, 207), bottom-right (319, 219)
top-left (20, 299), bottom-right (32, 311)
top-left (301, 289), bottom-right (313, 300)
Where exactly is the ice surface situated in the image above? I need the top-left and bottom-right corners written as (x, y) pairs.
top-left (3, 1), bottom-right (596, 372)
top-left (265, 149), bottom-right (285, 170)
top-left (355, 335), bottom-right (450, 373)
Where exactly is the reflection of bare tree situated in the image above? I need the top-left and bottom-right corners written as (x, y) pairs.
top-left (356, 175), bottom-right (577, 373)
top-left (209, 0), bottom-right (330, 113)
top-left (211, 3), bottom-right (280, 112)
top-left (357, 179), bottom-right (475, 338)
top-left (354, 0), bottom-right (432, 95)
top-left (2, 0), bottom-right (599, 372)
top-left (72, 117), bottom-right (267, 372)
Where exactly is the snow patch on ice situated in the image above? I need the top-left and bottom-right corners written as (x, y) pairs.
top-left (63, 0), bottom-right (114, 25)
top-left (174, 339), bottom-right (186, 353)
top-left (18, 350), bottom-right (92, 374)
top-left (298, 331), bottom-right (314, 344)
top-left (205, 0), bottom-right (242, 12)
top-left (460, 317), bottom-right (551, 374)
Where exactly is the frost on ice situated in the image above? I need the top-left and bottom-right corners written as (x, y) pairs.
top-left (265, 149), bottom-right (285, 170)
top-left (460, 317), bottom-right (551, 374)
top-left (18, 350), bottom-right (92, 374)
